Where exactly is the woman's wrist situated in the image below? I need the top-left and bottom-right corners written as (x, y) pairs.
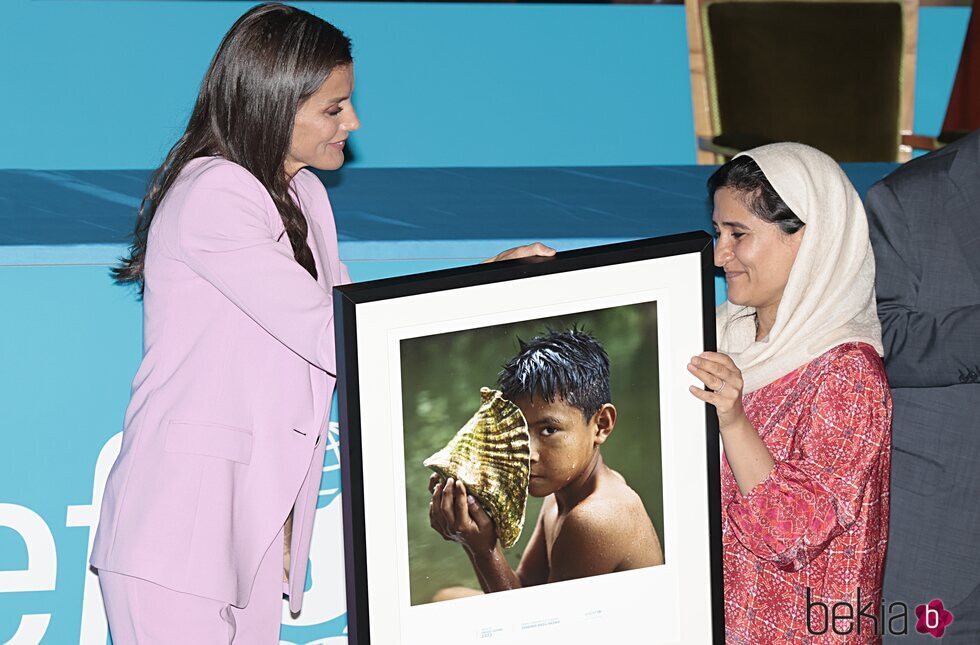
top-left (718, 409), bottom-right (752, 436)
top-left (719, 414), bottom-right (776, 494)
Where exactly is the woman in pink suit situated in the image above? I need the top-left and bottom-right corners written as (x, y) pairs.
top-left (90, 3), bottom-right (550, 642)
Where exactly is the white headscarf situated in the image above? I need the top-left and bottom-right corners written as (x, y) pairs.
top-left (716, 143), bottom-right (883, 394)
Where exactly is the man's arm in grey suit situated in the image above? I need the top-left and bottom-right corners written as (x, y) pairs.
top-left (867, 180), bottom-right (980, 388)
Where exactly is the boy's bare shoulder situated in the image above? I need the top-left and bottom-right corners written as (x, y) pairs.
top-left (555, 474), bottom-right (648, 551)
top-left (548, 500), bottom-right (627, 580)
top-left (563, 495), bottom-right (622, 537)
top-left (548, 477), bottom-right (662, 580)
top-left (592, 468), bottom-right (653, 523)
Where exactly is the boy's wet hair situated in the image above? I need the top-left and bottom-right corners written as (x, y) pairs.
top-left (497, 329), bottom-right (611, 421)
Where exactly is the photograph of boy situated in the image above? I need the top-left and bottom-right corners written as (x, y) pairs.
top-left (427, 330), bottom-right (664, 601)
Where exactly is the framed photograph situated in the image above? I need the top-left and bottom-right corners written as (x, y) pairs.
top-left (336, 232), bottom-right (723, 644)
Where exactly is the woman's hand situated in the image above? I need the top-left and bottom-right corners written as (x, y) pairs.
top-left (688, 353), bottom-right (774, 493)
top-left (428, 474), bottom-right (497, 555)
top-left (687, 351), bottom-right (747, 431)
top-left (482, 242), bottom-right (556, 263)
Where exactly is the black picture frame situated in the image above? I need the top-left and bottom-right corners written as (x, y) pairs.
top-left (335, 231), bottom-right (723, 644)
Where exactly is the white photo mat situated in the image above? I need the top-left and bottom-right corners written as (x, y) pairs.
top-left (344, 249), bottom-right (717, 644)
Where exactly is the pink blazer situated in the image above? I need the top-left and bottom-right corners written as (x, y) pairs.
top-left (91, 157), bottom-right (349, 613)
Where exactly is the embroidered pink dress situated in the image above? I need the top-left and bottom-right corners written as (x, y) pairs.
top-left (723, 342), bottom-right (892, 644)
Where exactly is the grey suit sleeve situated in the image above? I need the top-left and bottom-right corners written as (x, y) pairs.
top-left (867, 181), bottom-right (980, 388)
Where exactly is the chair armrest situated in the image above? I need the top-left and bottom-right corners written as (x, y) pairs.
top-left (901, 133), bottom-right (943, 151)
top-left (697, 135), bottom-right (741, 158)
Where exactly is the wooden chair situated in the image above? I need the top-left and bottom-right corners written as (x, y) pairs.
top-left (686, 0), bottom-right (918, 163)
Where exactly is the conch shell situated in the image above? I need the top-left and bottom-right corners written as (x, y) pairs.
top-left (424, 387), bottom-right (530, 548)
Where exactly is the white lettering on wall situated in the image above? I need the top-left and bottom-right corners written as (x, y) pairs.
top-left (0, 503), bottom-right (57, 644)
top-left (66, 431), bottom-right (122, 645)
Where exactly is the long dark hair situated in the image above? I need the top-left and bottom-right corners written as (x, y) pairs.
top-left (113, 3), bottom-right (353, 290)
top-left (707, 156), bottom-right (804, 234)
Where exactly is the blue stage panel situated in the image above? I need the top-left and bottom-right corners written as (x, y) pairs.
top-left (0, 164), bottom-right (897, 262)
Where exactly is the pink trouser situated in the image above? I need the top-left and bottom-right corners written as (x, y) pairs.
top-left (98, 524), bottom-right (286, 644)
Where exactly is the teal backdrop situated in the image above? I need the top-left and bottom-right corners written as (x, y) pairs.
top-left (0, 1), bottom-right (969, 170)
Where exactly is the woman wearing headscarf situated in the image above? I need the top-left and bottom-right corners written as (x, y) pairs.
top-left (688, 143), bottom-right (892, 643)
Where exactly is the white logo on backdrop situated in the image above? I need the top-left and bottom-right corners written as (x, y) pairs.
top-left (0, 503), bottom-right (57, 644)
top-left (0, 424), bottom-right (350, 644)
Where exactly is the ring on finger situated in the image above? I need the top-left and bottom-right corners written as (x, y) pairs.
top-left (717, 380), bottom-right (727, 393)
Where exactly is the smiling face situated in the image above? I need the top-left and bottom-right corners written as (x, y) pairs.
top-left (514, 395), bottom-right (614, 498)
top-left (712, 187), bottom-right (803, 323)
top-left (284, 64), bottom-right (360, 177)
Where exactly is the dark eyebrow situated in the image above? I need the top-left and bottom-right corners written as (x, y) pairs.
top-left (530, 416), bottom-right (564, 427)
top-left (716, 221), bottom-right (750, 231)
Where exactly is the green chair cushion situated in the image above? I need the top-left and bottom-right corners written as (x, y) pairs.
top-left (706, 1), bottom-right (904, 162)
top-left (712, 132), bottom-right (778, 152)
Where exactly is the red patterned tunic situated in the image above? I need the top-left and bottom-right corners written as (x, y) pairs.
top-left (722, 342), bottom-right (892, 644)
